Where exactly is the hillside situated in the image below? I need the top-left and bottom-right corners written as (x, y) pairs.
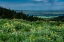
top-left (0, 6), bottom-right (64, 42)
top-left (0, 19), bottom-right (64, 42)
top-left (0, 6), bottom-right (43, 21)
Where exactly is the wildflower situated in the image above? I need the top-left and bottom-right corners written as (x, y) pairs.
top-left (38, 26), bottom-right (42, 30)
top-left (48, 38), bottom-right (51, 40)
top-left (11, 24), bottom-right (14, 26)
top-left (13, 29), bottom-right (16, 32)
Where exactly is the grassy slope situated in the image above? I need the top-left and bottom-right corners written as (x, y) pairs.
top-left (0, 19), bottom-right (64, 42)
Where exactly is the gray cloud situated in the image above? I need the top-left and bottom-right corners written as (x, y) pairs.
top-left (0, 0), bottom-right (64, 10)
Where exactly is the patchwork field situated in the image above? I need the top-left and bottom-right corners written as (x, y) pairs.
top-left (0, 19), bottom-right (64, 42)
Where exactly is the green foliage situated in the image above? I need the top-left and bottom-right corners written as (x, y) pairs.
top-left (0, 19), bottom-right (64, 42)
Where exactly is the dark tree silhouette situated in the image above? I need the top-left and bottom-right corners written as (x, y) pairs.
top-left (0, 6), bottom-right (43, 21)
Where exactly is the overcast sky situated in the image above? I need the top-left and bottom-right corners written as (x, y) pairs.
top-left (0, 0), bottom-right (64, 10)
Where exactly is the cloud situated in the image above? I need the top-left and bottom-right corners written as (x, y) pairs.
top-left (0, 0), bottom-right (64, 10)
top-left (33, 0), bottom-right (57, 4)
top-left (33, 0), bottom-right (47, 2)
top-left (34, 0), bottom-right (43, 1)
top-left (0, 2), bottom-right (51, 10)
top-left (48, 0), bottom-right (55, 3)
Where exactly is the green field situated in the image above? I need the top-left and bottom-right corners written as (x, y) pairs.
top-left (34, 16), bottom-right (58, 18)
top-left (0, 19), bottom-right (64, 42)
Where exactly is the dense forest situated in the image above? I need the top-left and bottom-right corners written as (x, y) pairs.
top-left (0, 6), bottom-right (43, 21)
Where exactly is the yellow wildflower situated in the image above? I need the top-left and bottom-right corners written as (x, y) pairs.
top-left (48, 38), bottom-right (51, 40)
top-left (38, 26), bottom-right (42, 30)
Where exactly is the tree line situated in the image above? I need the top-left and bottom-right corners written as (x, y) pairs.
top-left (0, 6), bottom-right (43, 21)
top-left (49, 15), bottom-right (64, 22)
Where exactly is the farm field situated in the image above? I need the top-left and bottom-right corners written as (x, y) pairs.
top-left (34, 16), bottom-right (58, 18)
top-left (0, 19), bottom-right (64, 42)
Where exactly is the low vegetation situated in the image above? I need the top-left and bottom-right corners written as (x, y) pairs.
top-left (0, 19), bottom-right (64, 42)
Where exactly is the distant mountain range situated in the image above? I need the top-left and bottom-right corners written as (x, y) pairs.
top-left (15, 10), bottom-right (64, 12)
top-left (15, 10), bottom-right (64, 16)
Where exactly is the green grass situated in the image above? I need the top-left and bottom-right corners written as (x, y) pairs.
top-left (34, 16), bottom-right (58, 18)
top-left (0, 19), bottom-right (64, 42)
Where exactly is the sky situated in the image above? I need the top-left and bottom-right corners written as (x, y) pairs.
top-left (0, 0), bottom-right (64, 10)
